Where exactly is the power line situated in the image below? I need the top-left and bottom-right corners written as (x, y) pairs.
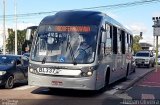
top-left (0, 0), bottom-right (160, 19)
top-left (79, 0), bottom-right (160, 10)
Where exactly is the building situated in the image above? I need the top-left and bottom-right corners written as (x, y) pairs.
top-left (139, 40), bottom-right (153, 51)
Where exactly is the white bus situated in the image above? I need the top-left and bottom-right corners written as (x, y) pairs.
top-left (28, 10), bottom-right (133, 90)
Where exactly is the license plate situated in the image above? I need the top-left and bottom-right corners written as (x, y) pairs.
top-left (138, 61), bottom-right (142, 63)
top-left (37, 68), bottom-right (61, 75)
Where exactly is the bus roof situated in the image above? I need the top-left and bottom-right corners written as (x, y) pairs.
top-left (40, 10), bottom-right (103, 25)
top-left (39, 10), bottom-right (132, 34)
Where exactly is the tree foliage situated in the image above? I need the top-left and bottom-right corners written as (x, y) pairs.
top-left (6, 28), bottom-right (26, 54)
top-left (132, 35), bottom-right (142, 54)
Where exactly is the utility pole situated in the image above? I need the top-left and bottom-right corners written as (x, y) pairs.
top-left (3, 0), bottom-right (6, 55)
top-left (14, 0), bottom-right (17, 55)
top-left (152, 17), bottom-right (160, 72)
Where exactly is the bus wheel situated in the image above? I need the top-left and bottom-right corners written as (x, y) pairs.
top-left (124, 65), bottom-right (129, 80)
top-left (105, 70), bottom-right (110, 88)
top-left (100, 70), bottom-right (110, 92)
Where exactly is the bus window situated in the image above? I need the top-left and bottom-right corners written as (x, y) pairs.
top-left (129, 35), bottom-right (133, 52)
top-left (117, 29), bottom-right (121, 54)
top-left (121, 30), bottom-right (125, 54)
top-left (125, 33), bottom-right (129, 53)
top-left (105, 24), bottom-right (112, 55)
top-left (113, 26), bottom-right (117, 54)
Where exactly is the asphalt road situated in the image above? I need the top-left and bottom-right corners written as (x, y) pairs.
top-left (0, 67), bottom-right (155, 105)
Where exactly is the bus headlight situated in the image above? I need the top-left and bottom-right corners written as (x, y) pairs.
top-left (87, 71), bottom-right (93, 76)
top-left (81, 67), bottom-right (94, 77)
top-left (29, 68), bottom-right (34, 73)
top-left (29, 68), bottom-right (37, 74)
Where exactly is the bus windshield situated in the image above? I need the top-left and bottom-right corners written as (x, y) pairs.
top-left (31, 25), bottom-right (98, 64)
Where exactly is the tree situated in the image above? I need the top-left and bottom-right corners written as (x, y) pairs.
top-left (132, 35), bottom-right (143, 54)
top-left (6, 28), bottom-right (26, 54)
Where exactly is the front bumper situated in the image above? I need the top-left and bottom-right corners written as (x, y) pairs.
top-left (135, 62), bottom-right (150, 67)
top-left (0, 75), bottom-right (7, 86)
top-left (28, 72), bottom-right (97, 90)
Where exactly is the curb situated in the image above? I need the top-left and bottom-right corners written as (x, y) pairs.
top-left (115, 68), bottom-right (155, 94)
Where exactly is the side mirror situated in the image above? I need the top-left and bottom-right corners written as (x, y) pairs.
top-left (26, 29), bottom-right (32, 41)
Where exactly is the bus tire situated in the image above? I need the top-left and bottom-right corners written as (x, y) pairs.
top-left (124, 65), bottom-right (129, 80)
top-left (104, 69), bottom-right (110, 88)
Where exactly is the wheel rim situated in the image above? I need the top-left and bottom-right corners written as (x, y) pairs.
top-left (7, 76), bottom-right (14, 88)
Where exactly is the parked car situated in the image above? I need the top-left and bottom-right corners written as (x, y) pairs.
top-left (157, 55), bottom-right (160, 65)
top-left (133, 51), bottom-right (155, 68)
top-left (0, 54), bottom-right (29, 89)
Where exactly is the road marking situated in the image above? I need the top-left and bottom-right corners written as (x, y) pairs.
top-left (138, 84), bottom-right (160, 88)
top-left (104, 88), bottom-right (118, 95)
top-left (115, 93), bottom-right (132, 99)
top-left (141, 94), bottom-right (155, 99)
top-left (142, 81), bottom-right (160, 85)
top-left (104, 85), bottom-right (123, 95)
top-left (13, 85), bottom-right (36, 90)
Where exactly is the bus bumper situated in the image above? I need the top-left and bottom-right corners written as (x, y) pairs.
top-left (28, 72), bottom-right (97, 90)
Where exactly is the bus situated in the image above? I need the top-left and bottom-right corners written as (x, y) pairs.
top-left (28, 10), bottom-right (133, 90)
top-left (22, 26), bottom-right (37, 54)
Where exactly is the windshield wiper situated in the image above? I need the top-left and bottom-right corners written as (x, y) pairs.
top-left (66, 41), bottom-right (77, 65)
top-left (38, 32), bottom-right (49, 64)
top-left (41, 48), bottom-right (49, 64)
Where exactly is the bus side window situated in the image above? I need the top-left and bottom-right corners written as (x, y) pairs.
top-left (130, 35), bottom-right (133, 52)
top-left (121, 30), bottom-right (125, 54)
top-left (125, 33), bottom-right (129, 53)
top-left (117, 29), bottom-right (122, 54)
top-left (98, 21), bottom-right (107, 56)
top-left (105, 24), bottom-right (112, 55)
top-left (128, 34), bottom-right (131, 52)
top-left (113, 26), bottom-right (117, 54)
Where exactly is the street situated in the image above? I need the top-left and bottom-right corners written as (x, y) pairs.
top-left (0, 67), bottom-right (155, 105)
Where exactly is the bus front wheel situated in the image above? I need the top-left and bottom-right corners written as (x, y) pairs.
top-left (104, 69), bottom-right (110, 88)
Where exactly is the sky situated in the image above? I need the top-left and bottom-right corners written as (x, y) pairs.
top-left (0, 0), bottom-right (160, 47)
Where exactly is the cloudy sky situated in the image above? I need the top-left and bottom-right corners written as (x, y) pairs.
top-left (0, 0), bottom-right (160, 47)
